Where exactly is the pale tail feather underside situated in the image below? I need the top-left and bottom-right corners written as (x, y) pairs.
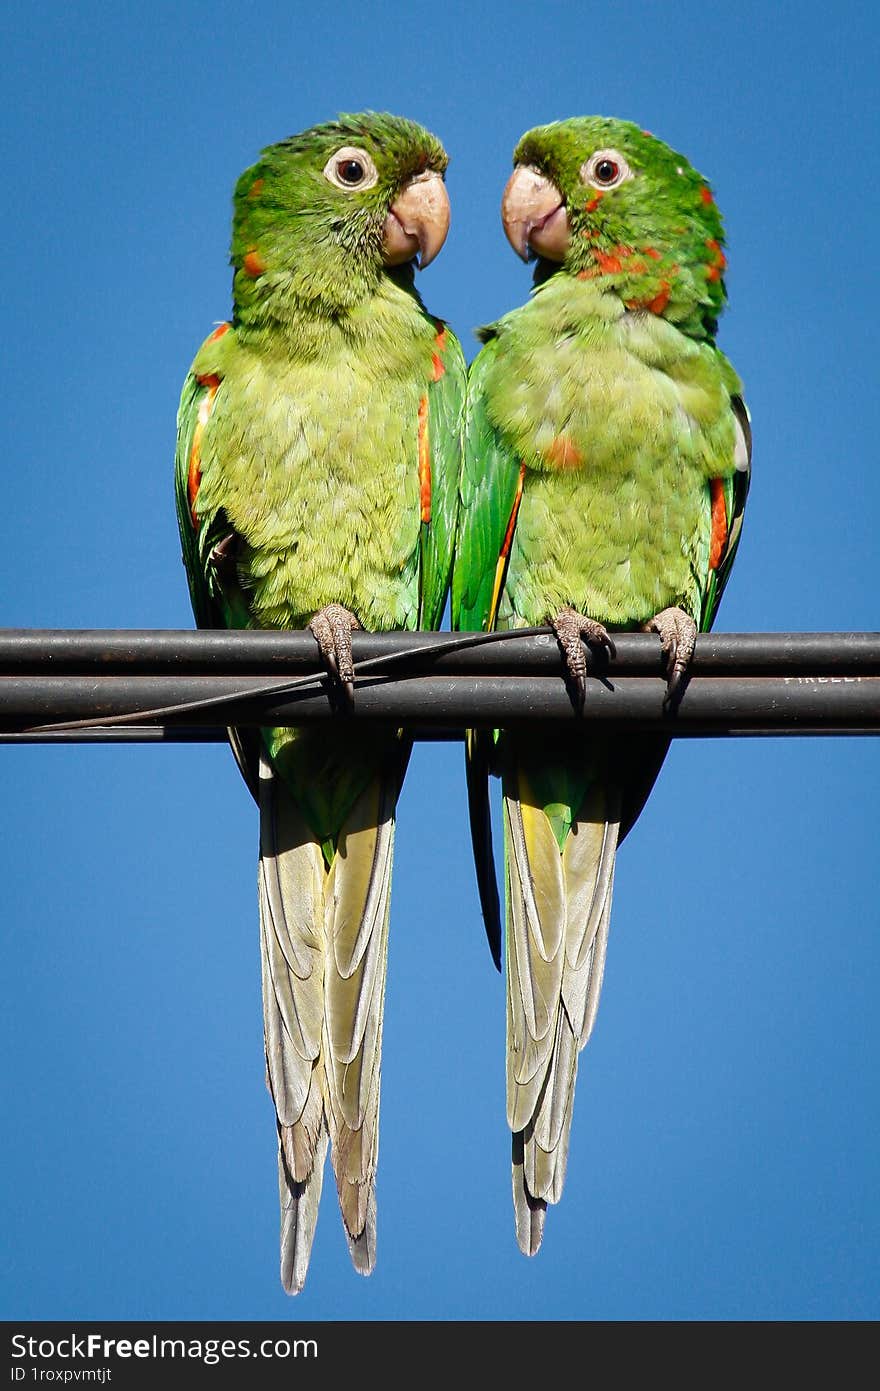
top-left (258, 751), bottom-right (397, 1292)
top-left (504, 768), bottom-right (621, 1256)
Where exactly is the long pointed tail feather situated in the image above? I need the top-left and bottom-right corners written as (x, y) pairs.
top-left (504, 754), bottom-right (621, 1255)
top-left (279, 1121), bottom-right (329, 1295)
top-left (258, 749), bottom-right (400, 1291)
top-left (258, 755), bottom-right (326, 1292)
top-left (323, 772), bottom-right (398, 1275)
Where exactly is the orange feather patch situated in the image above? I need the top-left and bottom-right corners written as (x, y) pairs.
top-left (705, 238), bottom-right (726, 282)
top-left (708, 477), bottom-right (728, 570)
top-left (418, 395), bottom-right (431, 523)
top-left (430, 323), bottom-right (448, 381)
top-left (501, 464), bottom-right (526, 561)
top-left (488, 462), bottom-right (527, 630)
top-left (545, 435), bottom-right (583, 470)
top-left (187, 376), bottom-right (221, 524)
top-left (595, 248), bottom-right (623, 274)
top-left (243, 248), bottom-right (266, 277)
top-left (625, 278), bottom-right (672, 315)
top-left (587, 244), bottom-right (652, 278)
top-left (647, 279), bottom-right (671, 314)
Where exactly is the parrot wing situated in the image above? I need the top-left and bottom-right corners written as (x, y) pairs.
top-left (418, 323), bottom-right (467, 629)
top-left (452, 337), bottom-right (526, 634)
top-left (619, 390), bottom-right (752, 840)
top-left (701, 393), bottom-right (752, 632)
top-left (452, 338), bottom-right (529, 969)
top-left (174, 368), bottom-right (220, 631)
top-left (173, 336), bottom-right (261, 799)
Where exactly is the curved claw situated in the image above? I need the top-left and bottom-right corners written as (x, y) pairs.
top-left (550, 606), bottom-right (616, 711)
top-left (665, 663), bottom-right (687, 709)
top-left (308, 603), bottom-right (362, 710)
top-left (644, 606), bottom-right (697, 711)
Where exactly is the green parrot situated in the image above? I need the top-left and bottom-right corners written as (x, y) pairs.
top-left (173, 112), bottom-right (465, 1293)
top-left (452, 117), bottom-right (750, 1255)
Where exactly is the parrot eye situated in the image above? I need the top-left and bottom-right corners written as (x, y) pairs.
top-left (323, 146), bottom-right (379, 191)
top-left (581, 149), bottom-right (633, 191)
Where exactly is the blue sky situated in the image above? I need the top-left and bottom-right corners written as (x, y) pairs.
top-left (2, 0), bottom-right (878, 1322)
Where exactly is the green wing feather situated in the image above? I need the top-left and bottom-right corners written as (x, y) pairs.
top-left (452, 338), bottom-right (525, 634)
top-left (173, 371), bottom-right (216, 629)
top-left (419, 325), bottom-right (466, 629)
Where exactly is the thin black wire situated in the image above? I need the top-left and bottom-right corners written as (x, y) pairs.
top-left (27, 626), bottom-right (551, 734)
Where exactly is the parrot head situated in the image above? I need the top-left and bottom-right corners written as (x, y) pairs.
top-left (501, 116), bottom-right (728, 338)
top-left (230, 111), bottom-right (451, 316)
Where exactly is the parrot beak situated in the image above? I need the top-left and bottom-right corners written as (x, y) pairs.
top-left (501, 164), bottom-right (569, 262)
top-left (382, 170), bottom-right (451, 270)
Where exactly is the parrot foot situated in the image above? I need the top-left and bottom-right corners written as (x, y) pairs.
top-left (550, 607), bottom-right (617, 709)
top-left (643, 606), bottom-right (697, 709)
top-left (308, 603), bottom-right (362, 708)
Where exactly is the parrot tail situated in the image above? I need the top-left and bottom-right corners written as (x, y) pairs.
top-left (503, 750), bottom-right (621, 1256)
top-left (257, 750), bottom-right (400, 1293)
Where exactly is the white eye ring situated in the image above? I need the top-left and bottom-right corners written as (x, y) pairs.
top-left (322, 146), bottom-right (379, 191)
top-left (580, 149), bottom-right (633, 191)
